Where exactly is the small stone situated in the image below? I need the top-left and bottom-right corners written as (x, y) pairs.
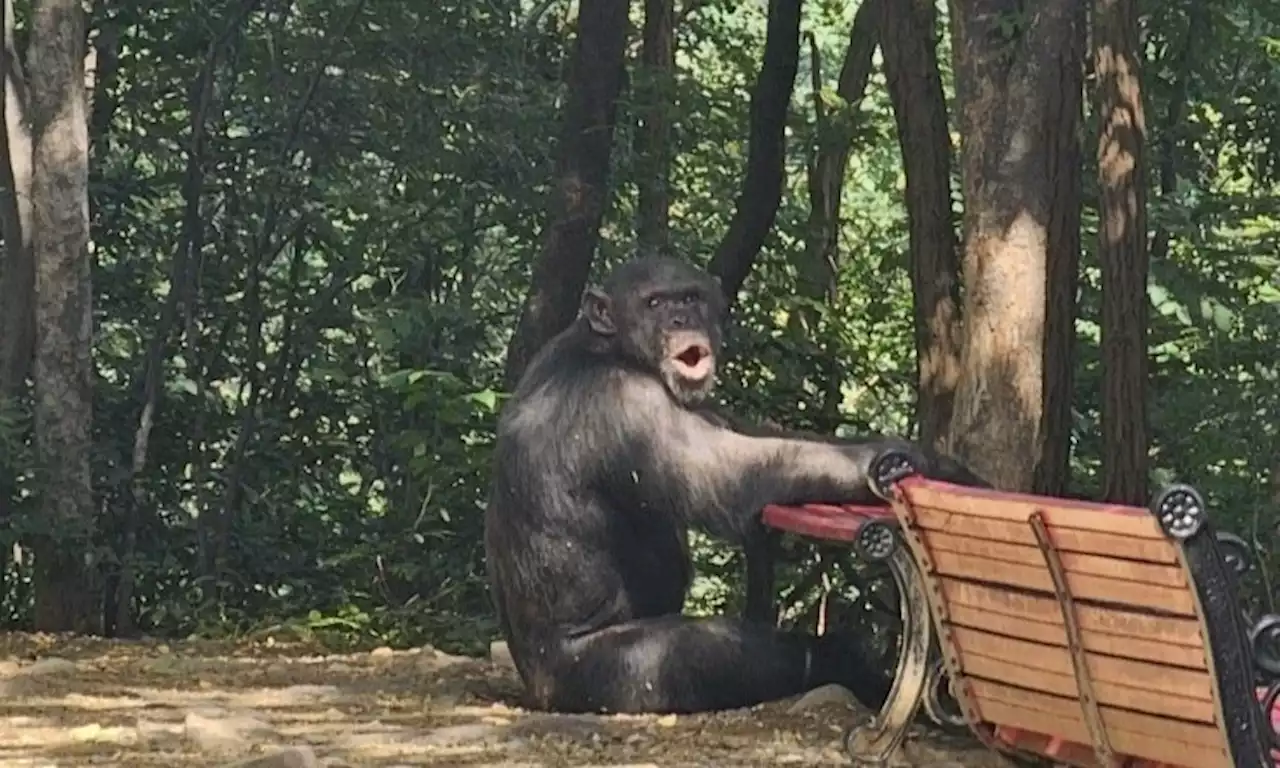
top-left (421, 723), bottom-right (509, 746)
top-left (787, 683), bottom-right (857, 714)
top-left (655, 713), bottom-right (678, 727)
top-left (489, 641), bottom-right (514, 669)
top-left (369, 646), bottom-right (394, 659)
top-left (224, 746), bottom-right (319, 768)
top-left (22, 657), bottom-right (77, 676)
top-left (135, 717), bottom-right (185, 745)
top-left (184, 710), bottom-right (277, 754)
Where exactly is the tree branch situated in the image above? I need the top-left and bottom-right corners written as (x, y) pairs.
top-left (708, 0), bottom-right (804, 305)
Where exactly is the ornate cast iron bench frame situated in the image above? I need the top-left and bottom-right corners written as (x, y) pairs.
top-left (763, 450), bottom-right (1280, 768)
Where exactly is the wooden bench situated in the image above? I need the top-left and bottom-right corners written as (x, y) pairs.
top-left (763, 449), bottom-right (1280, 768)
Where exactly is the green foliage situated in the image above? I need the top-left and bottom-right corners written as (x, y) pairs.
top-left (0, 0), bottom-right (1277, 645)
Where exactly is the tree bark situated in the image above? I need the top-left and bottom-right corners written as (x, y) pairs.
top-left (1095, 0), bottom-right (1149, 505)
top-left (1034, 39), bottom-right (1083, 497)
top-left (635, 0), bottom-right (674, 257)
top-left (946, 0), bottom-right (1085, 491)
top-left (880, 0), bottom-right (961, 452)
top-left (504, 0), bottom-right (629, 385)
top-left (800, 0), bottom-right (880, 305)
top-left (0, 0), bottom-right (35, 399)
top-left (29, 0), bottom-right (98, 633)
top-left (707, 0), bottom-right (803, 306)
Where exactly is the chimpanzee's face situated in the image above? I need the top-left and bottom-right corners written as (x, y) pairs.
top-left (630, 282), bottom-right (722, 405)
top-left (582, 257), bottom-right (726, 406)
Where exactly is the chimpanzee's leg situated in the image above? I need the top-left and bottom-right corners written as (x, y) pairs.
top-left (543, 615), bottom-right (891, 714)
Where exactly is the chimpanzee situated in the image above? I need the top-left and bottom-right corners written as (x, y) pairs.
top-left (485, 256), bottom-right (985, 715)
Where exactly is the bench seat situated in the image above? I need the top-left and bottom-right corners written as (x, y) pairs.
top-left (762, 455), bottom-right (1280, 768)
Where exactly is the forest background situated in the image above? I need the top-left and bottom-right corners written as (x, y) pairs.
top-left (0, 0), bottom-right (1277, 659)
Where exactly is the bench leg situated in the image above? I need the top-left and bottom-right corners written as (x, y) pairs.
top-left (844, 535), bottom-right (932, 766)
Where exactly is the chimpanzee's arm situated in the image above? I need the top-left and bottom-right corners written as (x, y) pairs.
top-left (615, 384), bottom-right (894, 542)
top-left (690, 403), bottom-right (988, 495)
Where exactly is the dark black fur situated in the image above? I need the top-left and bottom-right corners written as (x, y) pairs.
top-left (485, 256), bottom-right (984, 715)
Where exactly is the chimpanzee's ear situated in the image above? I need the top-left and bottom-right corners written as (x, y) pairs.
top-left (582, 288), bottom-right (616, 336)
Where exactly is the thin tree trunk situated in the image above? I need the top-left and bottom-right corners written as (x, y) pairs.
top-left (1095, 0), bottom-right (1149, 505)
top-left (0, 0), bottom-right (34, 399)
top-left (707, 0), bottom-right (803, 305)
top-left (29, 0), bottom-right (98, 633)
top-left (504, 0), bottom-right (629, 385)
top-left (1034, 21), bottom-right (1084, 497)
top-left (881, 0), bottom-right (961, 452)
top-left (946, 0), bottom-right (1084, 491)
top-left (800, 0), bottom-right (880, 305)
top-left (636, 0), bottom-right (674, 257)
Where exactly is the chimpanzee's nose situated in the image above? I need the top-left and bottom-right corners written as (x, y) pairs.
top-left (671, 315), bottom-right (688, 327)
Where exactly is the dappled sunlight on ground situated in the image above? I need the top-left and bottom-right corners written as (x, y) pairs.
top-left (0, 633), bottom-right (1007, 766)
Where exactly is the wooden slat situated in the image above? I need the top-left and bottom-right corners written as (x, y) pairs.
top-left (939, 579), bottom-right (1205, 649)
top-left (959, 651), bottom-right (1217, 722)
top-left (946, 603), bottom-right (1208, 669)
top-left (927, 531), bottom-right (1187, 587)
top-left (951, 627), bottom-right (1215, 702)
top-left (901, 480), bottom-right (1164, 539)
top-left (971, 679), bottom-right (1228, 751)
top-left (993, 726), bottom-right (1100, 767)
top-left (911, 506), bottom-right (1179, 564)
top-left (977, 699), bottom-right (1231, 768)
top-left (928, 550), bottom-right (1197, 615)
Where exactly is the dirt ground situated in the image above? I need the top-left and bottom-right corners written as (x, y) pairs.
top-left (0, 632), bottom-right (1014, 767)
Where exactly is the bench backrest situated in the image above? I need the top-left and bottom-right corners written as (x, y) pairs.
top-left (887, 476), bottom-right (1271, 768)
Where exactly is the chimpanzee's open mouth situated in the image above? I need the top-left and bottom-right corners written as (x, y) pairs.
top-left (673, 343), bottom-right (714, 381)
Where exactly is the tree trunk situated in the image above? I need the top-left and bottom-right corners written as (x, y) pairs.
top-left (635, 0), bottom-right (674, 257)
top-left (707, 0), bottom-right (803, 306)
top-left (880, 0), bottom-right (961, 452)
top-left (946, 0), bottom-right (1085, 491)
top-left (1095, 0), bottom-right (1149, 505)
top-left (504, 0), bottom-right (629, 386)
top-left (0, 0), bottom-right (34, 399)
top-left (800, 0), bottom-right (880, 305)
top-left (1034, 23), bottom-right (1084, 497)
top-left (29, 0), bottom-right (98, 633)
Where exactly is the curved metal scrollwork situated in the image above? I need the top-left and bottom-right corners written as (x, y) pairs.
top-left (922, 656), bottom-right (967, 730)
top-left (1251, 615), bottom-right (1280, 680)
top-left (845, 529), bottom-right (931, 766)
top-left (1214, 531), bottom-right (1255, 577)
top-left (1256, 679), bottom-right (1280, 750)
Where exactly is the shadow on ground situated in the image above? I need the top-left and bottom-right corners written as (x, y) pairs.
top-left (0, 633), bottom-right (1007, 767)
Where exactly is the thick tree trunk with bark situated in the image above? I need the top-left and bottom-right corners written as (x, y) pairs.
top-left (707, 0), bottom-right (803, 305)
top-left (635, 0), bottom-right (674, 257)
top-left (29, 0), bottom-right (98, 633)
top-left (1095, 0), bottom-right (1149, 505)
top-left (504, 0), bottom-right (629, 385)
top-left (946, 0), bottom-right (1085, 491)
top-left (880, 0), bottom-right (961, 452)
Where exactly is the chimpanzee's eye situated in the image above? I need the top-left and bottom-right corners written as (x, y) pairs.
top-left (678, 293), bottom-right (696, 306)
top-left (647, 296), bottom-right (661, 309)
